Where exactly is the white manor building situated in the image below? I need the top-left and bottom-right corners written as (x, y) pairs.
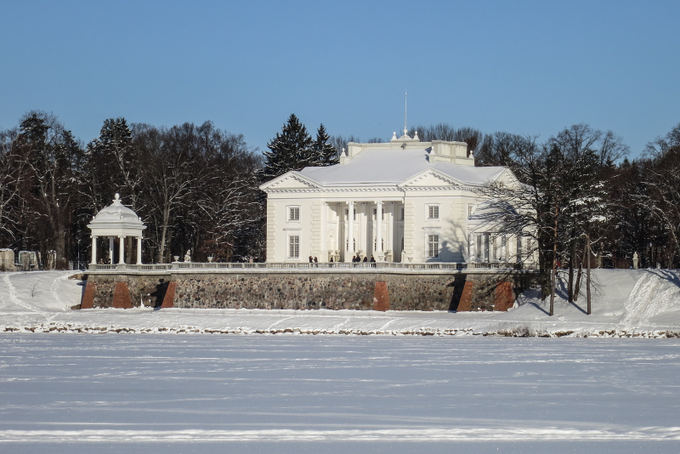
top-left (260, 131), bottom-right (534, 265)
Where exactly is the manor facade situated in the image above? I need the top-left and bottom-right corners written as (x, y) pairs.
top-left (260, 131), bottom-right (532, 264)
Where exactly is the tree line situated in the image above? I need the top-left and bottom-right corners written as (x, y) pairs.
top-left (1, 110), bottom-right (679, 283)
top-left (463, 123), bottom-right (680, 310)
top-left (0, 112), bottom-right (263, 267)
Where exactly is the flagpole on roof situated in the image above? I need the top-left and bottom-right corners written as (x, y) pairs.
top-left (403, 90), bottom-right (408, 137)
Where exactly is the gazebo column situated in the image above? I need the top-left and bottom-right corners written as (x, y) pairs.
top-left (91, 235), bottom-right (97, 265)
top-left (376, 201), bottom-right (383, 260)
top-left (118, 236), bottom-right (125, 264)
top-left (108, 238), bottom-right (114, 264)
top-left (136, 237), bottom-right (142, 265)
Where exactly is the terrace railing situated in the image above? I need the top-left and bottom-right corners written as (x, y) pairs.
top-left (87, 261), bottom-right (537, 273)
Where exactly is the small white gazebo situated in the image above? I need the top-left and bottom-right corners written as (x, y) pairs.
top-left (87, 194), bottom-right (146, 265)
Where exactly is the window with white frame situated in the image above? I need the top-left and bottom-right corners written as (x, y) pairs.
top-left (428, 204), bottom-right (440, 219)
top-left (288, 235), bottom-right (300, 258)
top-left (476, 233), bottom-right (490, 261)
top-left (427, 234), bottom-right (439, 258)
top-left (467, 204), bottom-right (474, 218)
top-left (288, 206), bottom-right (300, 222)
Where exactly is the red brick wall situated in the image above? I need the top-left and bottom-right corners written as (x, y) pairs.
top-left (373, 281), bottom-right (389, 311)
top-left (112, 281), bottom-right (133, 309)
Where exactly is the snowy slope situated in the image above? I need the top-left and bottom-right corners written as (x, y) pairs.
top-left (0, 269), bottom-right (678, 337)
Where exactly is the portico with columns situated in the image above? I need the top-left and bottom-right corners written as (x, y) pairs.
top-left (321, 199), bottom-right (404, 263)
top-left (260, 131), bottom-right (534, 266)
top-left (87, 194), bottom-right (146, 266)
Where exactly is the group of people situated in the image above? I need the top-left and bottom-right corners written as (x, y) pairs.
top-left (352, 254), bottom-right (376, 264)
top-left (308, 254), bottom-right (377, 265)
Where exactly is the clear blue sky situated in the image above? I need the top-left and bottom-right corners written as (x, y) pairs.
top-left (1, 0), bottom-right (678, 158)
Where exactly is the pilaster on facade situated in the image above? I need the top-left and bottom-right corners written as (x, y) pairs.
top-left (310, 200), bottom-right (321, 259)
top-left (402, 199), bottom-right (416, 262)
top-left (375, 200), bottom-right (383, 258)
top-left (266, 200), bottom-right (277, 262)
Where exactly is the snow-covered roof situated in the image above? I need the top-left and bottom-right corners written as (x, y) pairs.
top-left (87, 194), bottom-right (145, 236)
top-left (298, 146), bottom-right (507, 187)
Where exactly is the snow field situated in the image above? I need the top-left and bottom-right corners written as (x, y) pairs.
top-left (1, 270), bottom-right (679, 452)
top-left (0, 335), bottom-right (679, 453)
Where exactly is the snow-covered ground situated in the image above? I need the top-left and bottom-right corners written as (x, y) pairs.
top-left (0, 269), bottom-right (679, 336)
top-left (1, 270), bottom-right (679, 452)
top-left (0, 335), bottom-right (679, 453)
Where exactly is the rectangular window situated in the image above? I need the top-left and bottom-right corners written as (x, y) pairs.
top-left (476, 234), bottom-right (490, 260)
top-left (288, 206), bottom-right (300, 222)
top-left (289, 235), bottom-right (299, 258)
top-left (468, 205), bottom-right (474, 218)
top-left (428, 205), bottom-right (439, 219)
top-left (427, 234), bottom-right (439, 258)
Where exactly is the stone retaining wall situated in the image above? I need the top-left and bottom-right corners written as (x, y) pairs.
top-left (80, 271), bottom-right (537, 312)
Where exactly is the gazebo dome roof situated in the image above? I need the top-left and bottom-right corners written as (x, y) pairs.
top-left (87, 194), bottom-right (146, 236)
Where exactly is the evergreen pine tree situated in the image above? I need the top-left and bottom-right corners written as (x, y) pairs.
top-left (14, 112), bottom-right (84, 268)
top-left (262, 114), bottom-right (313, 181)
top-left (86, 118), bottom-right (139, 210)
top-left (313, 123), bottom-right (339, 166)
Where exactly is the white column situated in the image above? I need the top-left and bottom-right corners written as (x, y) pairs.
top-left (469, 233), bottom-right (476, 262)
top-left (108, 238), bottom-right (114, 264)
top-left (118, 236), bottom-right (125, 264)
top-left (376, 201), bottom-right (383, 260)
top-left (347, 201), bottom-right (354, 261)
top-left (136, 237), bottom-right (142, 265)
top-left (91, 235), bottom-right (97, 264)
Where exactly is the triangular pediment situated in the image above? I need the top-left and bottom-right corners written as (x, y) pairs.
top-left (490, 168), bottom-right (520, 188)
top-left (401, 169), bottom-right (460, 188)
top-left (259, 171), bottom-right (319, 192)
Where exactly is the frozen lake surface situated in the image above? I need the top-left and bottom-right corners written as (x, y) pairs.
top-left (1, 334), bottom-right (679, 453)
